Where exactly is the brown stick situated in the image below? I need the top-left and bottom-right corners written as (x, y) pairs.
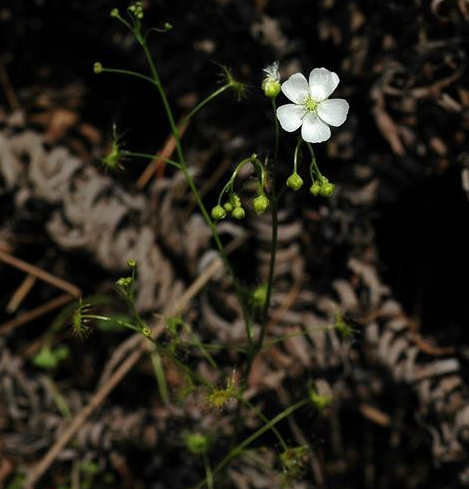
top-left (6, 274), bottom-right (37, 313)
top-left (0, 53), bottom-right (19, 111)
top-left (0, 294), bottom-right (73, 336)
top-left (24, 256), bottom-right (225, 489)
top-left (0, 249), bottom-right (81, 298)
top-left (135, 118), bottom-right (188, 189)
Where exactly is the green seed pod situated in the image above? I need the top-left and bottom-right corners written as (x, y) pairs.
top-left (232, 207), bottom-right (246, 220)
top-left (309, 181), bottom-right (321, 196)
top-left (286, 172), bottom-right (304, 191)
top-left (127, 259), bottom-right (136, 268)
top-left (93, 62), bottom-right (103, 74)
top-left (223, 202), bottom-right (233, 212)
top-left (252, 194), bottom-right (269, 214)
top-left (211, 205), bottom-right (226, 220)
top-left (319, 182), bottom-right (335, 197)
top-left (110, 8), bottom-right (119, 17)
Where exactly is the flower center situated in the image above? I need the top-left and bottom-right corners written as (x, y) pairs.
top-left (304, 95), bottom-right (317, 112)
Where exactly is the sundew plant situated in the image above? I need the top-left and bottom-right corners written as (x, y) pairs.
top-left (83, 3), bottom-right (350, 487)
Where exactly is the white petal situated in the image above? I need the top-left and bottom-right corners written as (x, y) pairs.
top-left (301, 112), bottom-right (331, 143)
top-left (308, 68), bottom-right (340, 102)
top-left (276, 104), bottom-right (307, 132)
top-left (281, 73), bottom-right (309, 104)
top-left (317, 98), bottom-right (349, 127)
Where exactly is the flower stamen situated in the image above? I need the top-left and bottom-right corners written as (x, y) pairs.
top-left (304, 95), bottom-right (317, 112)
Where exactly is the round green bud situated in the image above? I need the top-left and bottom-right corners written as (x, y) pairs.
top-left (231, 194), bottom-right (242, 208)
top-left (253, 283), bottom-right (267, 307)
top-left (309, 181), bottom-right (321, 196)
top-left (164, 22), bottom-right (173, 31)
top-left (223, 202), bottom-right (233, 212)
top-left (110, 8), bottom-right (119, 17)
top-left (286, 172), bottom-right (304, 191)
top-left (185, 433), bottom-right (209, 455)
top-left (128, 5), bottom-right (136, 12)
top-left (262, 79), bottom-right (281, 98)
top-left (137, 11), bottom-right (144, 19)
top-left (252, 194), bottom-right (269, 214)
top-left (127, 259), bottom-right (136, 268)
top-left (211, 205), bottom-right (226, 220)
top-left (319, 182), bottom-right (335, 197)
top-left (232, 207), bottom-right (245, 220)
top-left (93, 62), bottom-right (103, 74)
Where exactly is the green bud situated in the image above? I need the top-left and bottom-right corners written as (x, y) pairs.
top-left (127, 259), bottom-right (136, 268)
top-left (286, 172), bottom-right (304, 191)
top-left (211, 205), bottom-right (226, 220)
top-left (253, 283), bottom-right (267, 307)
top-left (164, 22), bottom-right (173, 31)
top-left (93, 62), bottom-right (103, 74)
top-left (252, 194), bottom-right (269, 214)
top-left (185, 433), bottom-right (210, 455)
top-left (319, 182), bottom-right (335, 197)
top-left (262, 79), bottom-right (281, 98)
top-left (116, 277), bottom-right (133, 287)
top-left (110, 8), bottom-right (119, 17)
top-left (137, 11), bottom-right (144, 19)
top-left (231, 194), bottom-right (242, 208)
top-left (223, 202), bottom-right (233, 212)
top-left (309, 181), bottom-right (321, 196)
top-left (309, 387), bottom-right (332, 410)
top-left (232, 207), bottom-right (245, 220)
top-left (128, 5), bottom-right (136, 12)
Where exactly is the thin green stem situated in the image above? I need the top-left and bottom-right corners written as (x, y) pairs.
top-left (140, 39), bottom-right (253, 347)
top-left (245, 400), bottom-right (288, 451)
top-left (184, 84), bottom-right (232, 123)
top-left (306, 142), bottom-right (322, 180)
top-left (100, 67), bottom-right (156, 87)
top-left (191, 399), bottom-right (308, 489)
top-left (121, 150), bottom-right (181, 169)
top-left (203, 453), bottom-right (214, 489)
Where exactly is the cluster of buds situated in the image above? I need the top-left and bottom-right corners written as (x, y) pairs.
top-left (212, 193), bottom-right (245, 220)
top-left (128, 1), bottom-right (144, 19)
top-left (309, 175), bottom-right (335, 197)
top-left (212, 154), bottom-right (270, 221)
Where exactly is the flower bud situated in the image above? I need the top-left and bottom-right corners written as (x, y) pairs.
top-left (127, 259), bottom-right (136, 268)
top-left (110, 8), bottom-right (119, 17)
top-left (319, 182), bottom-right (335, 197)
top-left (253, 283), bottom-right (267, 307)
top-left (309, 181), bottom-right (321, 196)
top-left (164, 22), bottom-right (173, 31)
top-left (262, 61), bottom-right (281, 98)
top-left (262, 79), bottom-right (281, 98)
top-left (185, 433), bottom-right (210, 455)
top-left (253, 194), bottom-right (269, 214)
top-left (231, 194), bottom-right (242, 208)
top-left (93, 62), bottom-right (103, 74)
top-left (286, 172), bottom-right (304, 191)
top-left (232, 207), bottom-right (245, 220)
top-left (223, 202), bottom-right (233, 212)
top-left (211, 205), bottom-right (226, 220)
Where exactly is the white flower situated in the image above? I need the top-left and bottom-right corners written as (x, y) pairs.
top-left (276, 68), bottom-right (349, 143)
